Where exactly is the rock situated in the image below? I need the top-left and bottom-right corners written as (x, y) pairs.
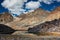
top-left (0, 24), bottom-right (15, 34)
top-left (28, 18), bottom-right (60, 35)
top-left (44, 6), bottom-right (60, 22)
top-left (27, 6), bottom-right (60, 35)
top-left (0, 12), bottom-right (13, 24)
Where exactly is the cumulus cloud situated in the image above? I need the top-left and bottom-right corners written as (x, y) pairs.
top-left (1, 0), bottom-right (60, 17)
top-left (1, 0), bottom-right (27, 17)
top-left (1, 0), bottom-right (17, 8)
top-left (56, 0), bottom-right (60, 2)
top-left (39, 0), bottom-right (53, 4)
top-left (1, 0), bottom-right (27, 8)
top-left (25, 1), bottom-right (40, 9)
top-left (39, 0), bottom-right (60, 4)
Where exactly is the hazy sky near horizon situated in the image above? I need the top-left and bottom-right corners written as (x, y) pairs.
top-left (0, 0), bottom-right (60, 16)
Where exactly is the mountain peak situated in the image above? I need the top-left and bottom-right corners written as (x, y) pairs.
top-left (0, 12), bottom-right (13, 24)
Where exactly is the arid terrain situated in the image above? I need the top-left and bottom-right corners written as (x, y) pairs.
top-left (0, 12), bottom-right (13, 24)
top-left (0, 6), bottom-right (60, 36)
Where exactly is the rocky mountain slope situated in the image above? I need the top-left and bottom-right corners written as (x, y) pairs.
top-left (0, 6), bottom-right (60, 35)
top-left (0, 12), bottom-right (13, 24)
top-left (28, 7), bottom-right (60, 36)
top-left (44, 6), bottom-right (60, 22)
top-left (28, 19), bottom-right (60, 36)
top-left (6, 8), bottom-right (50, 30)
top-left (6, 7), bottom-right (60, 31)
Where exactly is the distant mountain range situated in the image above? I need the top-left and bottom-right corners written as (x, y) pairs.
top-left (28, 6), bottom-right (60, 35)
top-left (1, 6), bottom-right (60, 24)
top-left (5, 6), bottom-right (60, 30)
top-left (0, 6), bottom-right (60, 35)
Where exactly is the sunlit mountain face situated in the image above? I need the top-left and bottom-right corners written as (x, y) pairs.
top-left (0, 0), bottom-right (60, 17)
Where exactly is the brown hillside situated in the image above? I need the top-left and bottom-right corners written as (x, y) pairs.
top-left (5, 7), bottom-right (60, 31)
top-left (45, 6), bottom-right (60, 22)
top-left (0, 12), bottom-right (13, 24)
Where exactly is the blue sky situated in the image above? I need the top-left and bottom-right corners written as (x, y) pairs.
top-left (0, 0), bottom-right (60, 16)
top-left (40, 1), bottom-right (60, 11)
top-left (0, 0), bottom-right (8, 13)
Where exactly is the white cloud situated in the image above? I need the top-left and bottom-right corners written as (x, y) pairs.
top-left (23, 10), bottom-right (34, 14)
top-left (1, 0), bottom-right (17, 8)
top-left (28, 10), bottom-right (34, 12)
top-left (39, 0), bottom-right (60, 4)
top-left (25, 1), bottom-right (40, 9)
top-left (56, 0), bottom-right (60, 2)
top-left (1, 0), bottom-right (27, 17)
top-left (1, 0), bottom-right (60, 17)
top-left (1, 0), bottom-right (27, 8)
top-left (39, 0), bottom-right (53, 4)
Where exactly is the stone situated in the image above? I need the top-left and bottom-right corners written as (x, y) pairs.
top-left (0, 12), bottom-right (13, 24)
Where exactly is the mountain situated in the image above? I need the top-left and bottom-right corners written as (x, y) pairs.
top-left (28, 18), bottom-right (60, 36)
top-left (18, 8), bottom-right (51, 26)
top-left (5, 7), bottom-right (60, 35)
top-left (28, 6), bottom-right (60, 36)
top-left (0, 12), bottom-right (13, 24)
top-left (18, 7), bottom-right (60, 25)
top-left (6, 8), bottom-right (50, 30)
top-left (0, 24), bottom-right (16, 34)
top-left (19, 8), bottom-right (50, 21)
top-left (44, 6), bottom-right (60, 22)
